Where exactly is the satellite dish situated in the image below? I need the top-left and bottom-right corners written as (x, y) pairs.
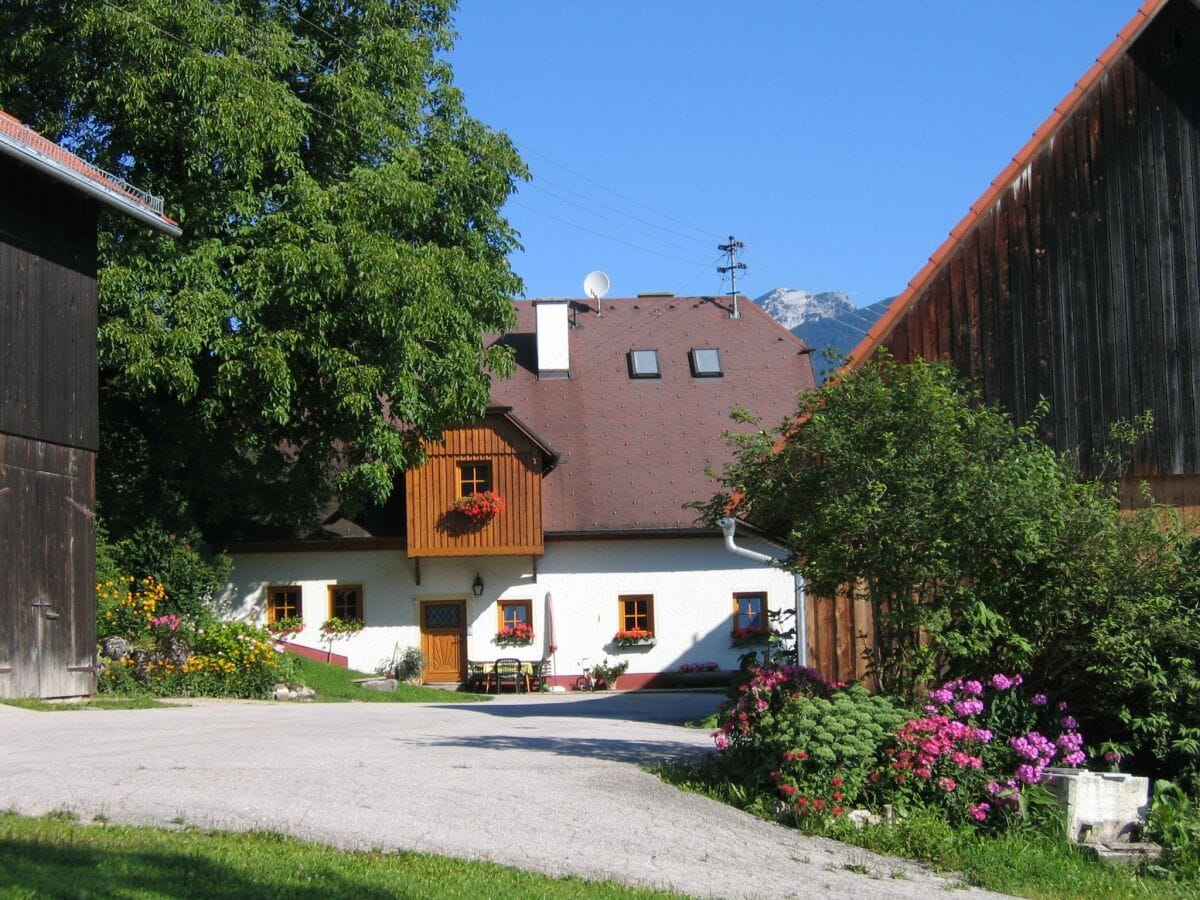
top-left (583, 270), bottom-right (611, 300)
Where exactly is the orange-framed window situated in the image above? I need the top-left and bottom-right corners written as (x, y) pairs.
top-left (328, 584), bottom-right (364, 624)
top-left (733, 592), bottom-right (768, 632)
top-left (618, 594), bottom-right (654, 634)
top-left (267, 585), bottom-right (301, 623)
top-left (458, 461), bottom-right (492, 497)
top-left (498, 599), bottom-right (532, 631)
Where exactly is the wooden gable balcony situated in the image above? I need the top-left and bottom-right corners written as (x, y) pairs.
top-left (404, 409), bottom-right (556, 558)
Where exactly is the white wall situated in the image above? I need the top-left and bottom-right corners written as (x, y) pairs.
top-left (222, 534), bottom-right (795, 677)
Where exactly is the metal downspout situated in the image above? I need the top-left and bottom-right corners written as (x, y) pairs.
top-left (717, 518), bottom-right (807, 666)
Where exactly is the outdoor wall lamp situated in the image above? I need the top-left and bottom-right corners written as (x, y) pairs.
top-left (472, 573), bottom-right (484, 597)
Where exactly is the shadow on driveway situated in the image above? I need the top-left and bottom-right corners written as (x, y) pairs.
top-left (427, 690), bottom-right (726, 725)
top-left (407, 732), bottom-right (709, 764)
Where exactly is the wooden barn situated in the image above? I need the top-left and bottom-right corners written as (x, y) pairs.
top-left (0, 111), bottom-right (179, 699)
top-left (848, 0), bottom-right (1200, 515)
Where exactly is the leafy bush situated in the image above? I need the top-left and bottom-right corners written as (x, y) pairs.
top-left (764, 685), bottom-right (910, 820)
top-left (98, 522), bottom-right (230, 621)
top-left (712, 665), bottom-right (907, 807)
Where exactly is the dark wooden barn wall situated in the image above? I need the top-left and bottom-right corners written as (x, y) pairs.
top-left (0, 155), bottom-right (99, 451)
top-left (0, 434), bottom-right (96, 698)
top-left (881, 2), bottom-right (1200, 479)
top-left (0, 154), bottom-right (100, 698)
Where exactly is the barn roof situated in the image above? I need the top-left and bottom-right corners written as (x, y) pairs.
top-left (0, 110), bottom-right (181, 236)
top-left (489, 297), bottom-right (814, 534)
top-left (845, 0), bottom-right (1170, 368)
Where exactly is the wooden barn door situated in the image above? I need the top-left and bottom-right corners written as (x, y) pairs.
top-left (420, 600), bottom-right (466, 684)
top-left (0, 436), bottom-right (96, 699)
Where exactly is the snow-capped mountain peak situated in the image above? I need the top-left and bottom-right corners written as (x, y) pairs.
top-left (752, 287), bottom-right (857, 330)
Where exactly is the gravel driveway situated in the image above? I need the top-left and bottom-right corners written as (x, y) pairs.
top-left (0, 693), bottom-right (1007, 898)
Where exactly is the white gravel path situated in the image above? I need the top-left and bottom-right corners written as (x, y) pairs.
top-left (0, 692), bottom-right (1009, 898)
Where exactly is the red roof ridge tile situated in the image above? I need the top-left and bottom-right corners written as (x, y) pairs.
top-left (0, 108), bottom-right (180, 235)
top-left (844, 0), bottom-right (1168, 370)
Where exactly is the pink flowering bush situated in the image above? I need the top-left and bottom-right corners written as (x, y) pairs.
top-left (872, 672), bottom-right (1088, 826)
top-left (711, 665), bottom-right (908, 820)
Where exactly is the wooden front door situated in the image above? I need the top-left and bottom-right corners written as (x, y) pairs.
top-left (420, 600), bottom-right (466, 683)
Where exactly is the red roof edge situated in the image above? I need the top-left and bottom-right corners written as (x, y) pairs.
top-left (0, 109), bottom-right (181, 236)
top-left (843, 0), bottom-right (1167, 370)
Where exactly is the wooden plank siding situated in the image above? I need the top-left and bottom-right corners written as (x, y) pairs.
top-left (0, 434), bottom-right (96, 698)
top-left (874, 3), bottom-right (1200, 485)
top-left (804, 585), bottom-right (875, 689)
top-left (0, 155), bottom-right (98, 451)
top-left (0, 154), bottom-right (100, 699)
top-left (404, 413), bottom-right (546, 557)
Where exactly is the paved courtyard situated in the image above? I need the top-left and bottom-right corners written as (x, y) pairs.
top-left (0, 692), bottom-right (1007, 898)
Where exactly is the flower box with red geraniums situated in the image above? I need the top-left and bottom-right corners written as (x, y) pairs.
top-left (731, 626), bottom-right (770, 646)
top-left (265, 616), bottom-right (304, 640)
top-left (495, 623), bottom-right (535, 645)
top-left (453, 490), bottom-right (506, 523)
top-left (613, 629), bottom-right (655, 647)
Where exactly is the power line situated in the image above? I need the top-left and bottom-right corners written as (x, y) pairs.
top-left (523, 181), bottom-right (714, 258)
top-left (516, 142), bottom-right (723, 244)
top-left (508, 200), bottom-right (715, 267)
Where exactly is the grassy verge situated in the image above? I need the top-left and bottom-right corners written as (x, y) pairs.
top-left (290, 655), bottom-right (489, 703)
top-left (654, 760), bottom-right (1198, 899)
top-left (0, 812), bottom-right (669, 899)
top-left (1, 697), bottom-right (172, 712)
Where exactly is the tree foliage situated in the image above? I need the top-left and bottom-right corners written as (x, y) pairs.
top-left (698, 357), bottom-right (1200, 786)
top-left (0, 0), bottom-right (525, 536)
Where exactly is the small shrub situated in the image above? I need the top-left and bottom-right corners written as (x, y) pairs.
top-left (1147, 780), bottom-right (1200, 879)
top-left (712, 664), bottom-right (908, 815)
top-left (389, 646), bottom-right (424, 682)
top-left (765, 685), bottom-right (909, 820)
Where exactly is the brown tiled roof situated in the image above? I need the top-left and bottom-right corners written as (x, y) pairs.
top-left (0, 109), bottom-right (181, 235)
top-left (845, 0), bottom-right (1168, 367)
top-left (489, 296), bottom-right (815, 533)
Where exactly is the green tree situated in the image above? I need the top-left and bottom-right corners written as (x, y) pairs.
top-left (695, 357), bottom-right (1185, 703)
top-left (0, 0), bottom-right (525, 537)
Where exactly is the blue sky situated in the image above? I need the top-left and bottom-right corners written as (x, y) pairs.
top-left (449, 1), bottom-right (1140, 307)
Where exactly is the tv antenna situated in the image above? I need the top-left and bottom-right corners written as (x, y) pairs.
top-left (717, 236), bottom-right (746, 318)
top-left (583, 270), bottom-right (610, 315)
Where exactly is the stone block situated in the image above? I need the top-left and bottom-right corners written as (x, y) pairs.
top-left (358, 678), bottom-right (397, 692)
top-left (1044, 767), bottom-right (1150, 843)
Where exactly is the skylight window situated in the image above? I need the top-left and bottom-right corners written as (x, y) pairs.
top-left (689, 347), bottom-right (723, 377)
top-left (628, 349), bottom-right (661, 379)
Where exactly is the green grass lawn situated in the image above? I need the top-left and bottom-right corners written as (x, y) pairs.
top-left (0, 812), bottom-right (671, 899)
top-left (0, 697), bottom-right (173, 712)
top-left (289, 656), bottom-right (489, 703)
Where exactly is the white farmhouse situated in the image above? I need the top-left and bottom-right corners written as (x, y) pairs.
top-left (222, 294), bottom-right (815, 686)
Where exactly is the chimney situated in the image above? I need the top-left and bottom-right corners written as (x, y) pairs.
top-left (533, 299), bottom-right (570, 379)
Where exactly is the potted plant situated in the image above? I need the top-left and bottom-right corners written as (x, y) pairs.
top-left (495, 622), bottom-right (535, 645)
top-left (613, 628), bottom-right (655, 647)
top-left (453, 490), bottom-right (506, 524)
top-left (590, 657), bottom-right (629, 690)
